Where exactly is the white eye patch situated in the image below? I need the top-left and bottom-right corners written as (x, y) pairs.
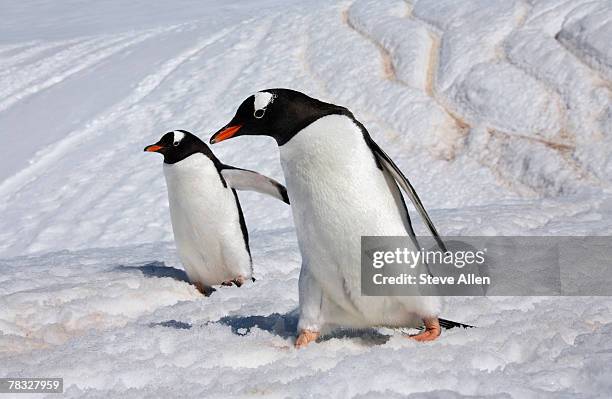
top-left (172, 130), bottom-right (185, 146)
top-left (253, 92), bottom-right (276, 118)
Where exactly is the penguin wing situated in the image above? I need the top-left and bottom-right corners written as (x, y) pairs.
top-left (365, 136), bottom-right (447, 252)
top-left (220, 167), bottom-right (290, 204)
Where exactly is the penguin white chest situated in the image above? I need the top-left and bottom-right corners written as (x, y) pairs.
top-left (280, 114), bottom-right (407, 243)
top-left (279, 115), bottom-right (407, 299)
top-left (163, 154), bottom-right (251, 286)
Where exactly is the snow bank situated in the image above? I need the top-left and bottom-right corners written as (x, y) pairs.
top-left (1, 244), bottom-right (611, 397)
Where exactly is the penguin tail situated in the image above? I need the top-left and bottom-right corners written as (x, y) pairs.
top-left (439, 318), bottom-right (474, 329)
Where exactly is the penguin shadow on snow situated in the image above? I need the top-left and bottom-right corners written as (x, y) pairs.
top-left (149, 312), bottom-right (393, 346)
top-left (218, 311), bottom-right (392, 346)
top-left (114, 261), bottom-right (191, 283)
top-left (150, 320), bottom-right (193, 330)
top-left (114, 260), bottom-right (216, 294)
top-left (115, 260), bottom-right (221, 294)
top-left (116, 263), bottom-right (419, 344)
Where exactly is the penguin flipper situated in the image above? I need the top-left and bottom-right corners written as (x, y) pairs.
top-left (220, 167), bottom-right (290, 204)
top-left (367, 139), bottom-right (447, 252)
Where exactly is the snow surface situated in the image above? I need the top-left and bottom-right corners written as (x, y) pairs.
top-left (1, 0), bottom-right (612, 397)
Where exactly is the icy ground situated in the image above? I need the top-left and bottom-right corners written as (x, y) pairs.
top-left (1, 0), bottom-right (612, 397)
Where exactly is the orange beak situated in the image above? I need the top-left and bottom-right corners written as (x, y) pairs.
top-left (210, 125), bottom-right (242, 144)
top-left (144, 144), bottom-right (164, 152)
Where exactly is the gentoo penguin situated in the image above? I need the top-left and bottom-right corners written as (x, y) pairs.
top-left (210, 89), bottom-right (449, 347)
top-left (145, 130), bottom-right (289, 296)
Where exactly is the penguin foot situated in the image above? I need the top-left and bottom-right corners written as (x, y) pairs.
top-left (295, 330), bottom-right (320, 348)
top-left (193, 282), bottom-right (214, 297)
top-left (221, 276), bottom-right (247, 287)
top-left (410, 317), bottom-right (441, 342)
top-left (221, 276), bottom-right (246, 287)
top-left (233, 276), bottom-right (245, 287)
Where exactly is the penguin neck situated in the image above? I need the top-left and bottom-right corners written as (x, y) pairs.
top-left (164, 148), bottom-right (221, 167)
top-left (163, 153), bottom-right (222, 189)
top-left (272, 99), bottom-right (352, 146)
top-left (279, 114), bottom-right (365, 175)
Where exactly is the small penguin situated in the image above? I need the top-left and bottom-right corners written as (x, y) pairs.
top-left (145, 130), bottom-right (289, 296)
top-left (210, 89), bottom-right (451, 346)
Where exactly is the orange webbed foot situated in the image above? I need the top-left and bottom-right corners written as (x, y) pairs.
top-left (295, 330), bottom-right (320, 348)
top-left (410, 317), bottom-right (441, 342)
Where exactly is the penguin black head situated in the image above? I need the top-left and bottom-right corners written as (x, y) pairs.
top-left (144, 130), bottom-right (218, 164)
top-left (210, 89), bottom-right (350, 146)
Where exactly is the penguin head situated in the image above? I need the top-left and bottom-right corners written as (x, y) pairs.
top-left (145, 130), bottom-right (217, 164)
top-left (210, 89), bottom-right (349, 146)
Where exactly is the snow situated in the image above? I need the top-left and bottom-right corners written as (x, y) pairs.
top-left (557, 2), bottom-right (612, 81)
top-left (0, 0), bottom-right (611, 397)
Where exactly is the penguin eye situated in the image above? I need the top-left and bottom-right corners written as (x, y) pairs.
top-left (254, 108), bottom-right (265, 119)
top-left (173, 141), bottom-right (180, 146)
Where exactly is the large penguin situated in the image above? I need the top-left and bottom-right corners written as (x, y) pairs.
top-left (145, 130), bottom-right (289, 296)
top-left (210, 89), bottom-right (450, 347)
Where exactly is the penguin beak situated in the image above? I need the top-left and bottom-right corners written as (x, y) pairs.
top-left (210, 124), bottom-right (242, 144)
top-left (144, 144), bottom-right (164, 153)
